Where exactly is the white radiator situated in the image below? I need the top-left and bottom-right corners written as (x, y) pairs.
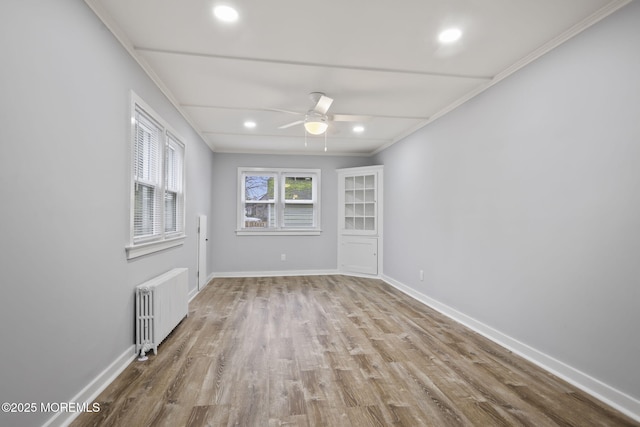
top-left (135, 268), bottom-right (188, 360)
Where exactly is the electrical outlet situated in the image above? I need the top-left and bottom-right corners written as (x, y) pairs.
top-left (419, 270), bottom-right (424, 281)
top-left (281, 253), bottom-right (286, 261)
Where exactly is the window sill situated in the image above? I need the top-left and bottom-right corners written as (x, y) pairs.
top-left (126, 236), bottom-right (186, 259)
top-left (236, 229), bottom-right (322, 236)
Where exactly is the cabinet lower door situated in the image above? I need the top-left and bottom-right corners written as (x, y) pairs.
top-left (340, 236), bottom-right (378, 275)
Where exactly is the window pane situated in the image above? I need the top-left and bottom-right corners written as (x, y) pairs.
top-left (285, 176), bottom-right (312, 201)
top-left (245, 175), bottom-right (274, 201)
top-left (165, 134), bottom-right (184, 234)
top-left (244, 203), bottom-right (275, 228)
top-left (165, 191), bottom-right (177, 232)
top-left (134, 112), bottom-right (160, 184)
top-left (134, 184), bottom-right (155, 237)
top-left (165, 145), bottom-right (176, 190)
top-left (284, 203), bottom-right (314, 227)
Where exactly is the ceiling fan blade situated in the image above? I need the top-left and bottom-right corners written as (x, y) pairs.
top-left (313, 95), bottom-right (333, 115)
top-left (278, 120), bottom-right (304, 129)
top-left (330, 114), bottom-right (372, 122)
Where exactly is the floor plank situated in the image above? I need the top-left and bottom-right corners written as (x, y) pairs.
top-left (72, 275), bottom-right (638, 427)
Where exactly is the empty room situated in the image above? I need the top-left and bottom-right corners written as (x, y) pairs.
top-left (1, 0), bottom-right (638, 426)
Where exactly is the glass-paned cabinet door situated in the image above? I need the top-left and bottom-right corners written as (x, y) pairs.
top-left (342, 171), bottom-right (378, 234)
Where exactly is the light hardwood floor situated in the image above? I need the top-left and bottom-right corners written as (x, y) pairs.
top-left (72, 275), bottom-right (638, 426)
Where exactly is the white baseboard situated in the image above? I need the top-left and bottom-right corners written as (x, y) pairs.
top-left (206, 272), bottom-right (216, 285)
top-left (381, 274), bottom-right (640, 423)
top-left (42, 346), bottom-right (137, 427)
top-left (212, 269), bottom-right (340, 278)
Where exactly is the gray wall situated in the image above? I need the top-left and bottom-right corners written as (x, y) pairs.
top-left (374, 1), bottom-right (640, 404)
top-left (211, 153), bottom-right (371, 274)
top-left (0, 1), bottom-right (215, 426)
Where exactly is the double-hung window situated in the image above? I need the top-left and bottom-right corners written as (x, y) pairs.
top-left (237, 168), bottom-right (320, 235)
top-left (128, 93), bottom-right (185, 258)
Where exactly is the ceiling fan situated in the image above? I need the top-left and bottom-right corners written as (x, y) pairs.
top-left (277, 92), bottom-right (369, 135)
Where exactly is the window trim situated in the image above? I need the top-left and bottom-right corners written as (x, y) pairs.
top-left (126, 92), bottom-right (186, 259)
top-left (236, 167), bottom-right (321, 236)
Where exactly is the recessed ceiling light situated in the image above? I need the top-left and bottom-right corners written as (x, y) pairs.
top-left (353, 125), bottom-right (365, 133)
top-left (438, 28), bottom-right (462, 44)
top-left (213, 5), bottom-right (239, 23)
top-left (244, 120), bottom-right (256, 129)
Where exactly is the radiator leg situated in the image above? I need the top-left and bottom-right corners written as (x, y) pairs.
top-left (138, 343), bottom-right (151, 361)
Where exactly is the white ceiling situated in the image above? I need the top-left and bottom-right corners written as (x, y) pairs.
top-left (85, 0), bottom-right (629, 156)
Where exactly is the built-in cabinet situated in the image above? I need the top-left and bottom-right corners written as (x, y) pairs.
top-left (337, 165), bottom-right (383, 276)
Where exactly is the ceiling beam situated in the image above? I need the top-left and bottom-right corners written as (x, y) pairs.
top-left (135, 47), bottom-right (493, 81)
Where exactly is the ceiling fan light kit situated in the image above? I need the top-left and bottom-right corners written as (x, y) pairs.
top-left (303, 122), bottom-right (329, 152)
top-left (304, 115), bottom-right (328, 135)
